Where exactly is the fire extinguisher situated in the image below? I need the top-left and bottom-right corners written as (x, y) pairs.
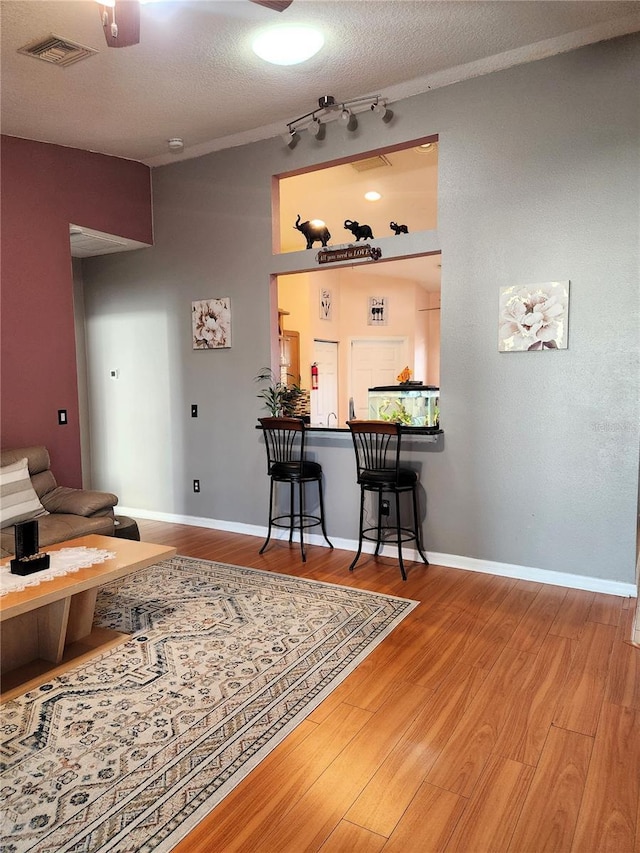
top-left (311, 362), bottom-right (319, 390)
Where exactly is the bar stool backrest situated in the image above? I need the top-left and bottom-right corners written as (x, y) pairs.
top-left (259, 417), bottom-right (307, 476)
top-left (347, 419), bottom-right (402, 484)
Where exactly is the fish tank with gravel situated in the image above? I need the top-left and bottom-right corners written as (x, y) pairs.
top-left (368, 385), bottom-right (440, 429)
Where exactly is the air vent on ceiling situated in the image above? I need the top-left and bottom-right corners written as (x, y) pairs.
top-left (351, 155), bottom-right (391, 173)
top-left (70, 229), bottom-right (127, 258)
top-left (18, 35), bottom-right (98, 67)
top-left (69, 225), bottom-right (152, 258)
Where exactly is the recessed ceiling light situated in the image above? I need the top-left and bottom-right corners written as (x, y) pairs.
top-left (364, 191), bottom-right (381, 201)
top-left (416, 142), bottom-right (436, 153)
top-left (251, 25), bottom-right (324, 66)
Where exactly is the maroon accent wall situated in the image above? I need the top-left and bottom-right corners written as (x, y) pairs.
top-left (1, 136), bottom-right (152, 487)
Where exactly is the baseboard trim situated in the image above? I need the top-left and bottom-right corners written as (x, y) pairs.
top-left (118, 506), bottom-right (637, 598)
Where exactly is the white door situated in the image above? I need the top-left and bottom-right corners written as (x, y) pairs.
top-left (350, 338), bottom-right (408, 419)
top-left (311, 340), bottom-right (339, 426)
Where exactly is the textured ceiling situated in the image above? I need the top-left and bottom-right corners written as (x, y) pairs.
top-left (1, 0), bottom-right (639, 166)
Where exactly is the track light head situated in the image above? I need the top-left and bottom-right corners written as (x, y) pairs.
top-left (312, 117), bottom-right (326, 140)
top-left (283, 128), bottom-right (299, 149)
top-left (339, 108), bottom-right (358, 132)
top-left (372, 101), bottom-right (394, 123)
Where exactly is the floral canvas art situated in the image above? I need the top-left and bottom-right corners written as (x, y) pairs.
top-left (192, 298), bottom-right (231, 349)
top-left (499, 281), bottom-right (569, 351)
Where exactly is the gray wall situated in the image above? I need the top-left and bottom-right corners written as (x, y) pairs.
top-left (82, 35), bottom-right (639, 585)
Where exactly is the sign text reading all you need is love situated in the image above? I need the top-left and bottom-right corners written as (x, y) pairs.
top-left (317, 244), bottom-right (382, 265)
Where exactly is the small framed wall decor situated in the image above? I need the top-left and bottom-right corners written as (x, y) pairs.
top-left (320, 288), bottom-right (332, 321)
top-left (498, 281), bottom-right (569, 351)
top-left (368, 296), bottom-right (387, 326)
top-left (192, 298), bottom-right (231, 349)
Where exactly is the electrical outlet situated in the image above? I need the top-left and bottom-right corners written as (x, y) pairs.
top-left (57, 409), bottom-right (68, 425)
top-left (191, 404), bottom-right (198, 417)
top-left (193, 479), bottom-right (200, 493)
top-left (381, 499), bottom-right (390, 516)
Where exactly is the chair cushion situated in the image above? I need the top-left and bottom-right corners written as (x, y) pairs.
top-left (41, 485), bottom-right (118, 517)
top-left (270, 460), bottom-right (322, 480)
top-left (359, 467), bottom-right (417, 487)
top-left (0, 457), bottom-right (49, 529)
top-left (0, 446), bottom-right (50, 476)
top-left (29, 513), bottom-right (115, 546)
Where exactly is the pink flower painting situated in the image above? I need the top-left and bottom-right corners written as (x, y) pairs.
top-left (192, 298), bottom-right (231, 349)
top-left (499, 281), bottom-right (569, 352)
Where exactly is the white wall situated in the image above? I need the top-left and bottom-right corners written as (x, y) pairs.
top-left (82, 36), bottom-right (640, 586)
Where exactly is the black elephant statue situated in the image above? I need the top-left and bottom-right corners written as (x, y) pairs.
top-left (344, 219), bottom-right (374, 241)
top-left (390, 221), bottom-right (409, 235)
top-left (294, 214), bottom-right (331, 249)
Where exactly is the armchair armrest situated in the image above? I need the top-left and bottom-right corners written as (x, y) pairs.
top-left (41, 486), bottom-right (118, 517)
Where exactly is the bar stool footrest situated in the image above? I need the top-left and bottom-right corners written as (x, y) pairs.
top-left (271, 514), bottom-right (324, 531)
top-left (361, 525), bottom-right (420, 545)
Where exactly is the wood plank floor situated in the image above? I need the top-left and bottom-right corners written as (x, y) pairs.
top-left (135, 520), bottom-right (640, 853)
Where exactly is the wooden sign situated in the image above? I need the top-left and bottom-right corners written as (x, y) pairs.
top-left (317, 244), bottom-right (382, 265)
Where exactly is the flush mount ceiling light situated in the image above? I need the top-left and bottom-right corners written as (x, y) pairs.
top-left (283, 94), bottom-right (394, 149)
top-left (167, 138), bottom-right (184, 153)
top-left (364, 191), bottom-right (381, 201)
top-left (251, 25), bottom-right (324, 65)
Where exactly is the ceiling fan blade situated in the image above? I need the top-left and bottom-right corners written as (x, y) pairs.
top-left (99, 0), bottom-right (140, 48)
top-left (249, 0), bottom-right (294, 11)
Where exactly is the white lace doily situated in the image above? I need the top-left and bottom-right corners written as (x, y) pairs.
top-left (0, 547), bottom-right (116, 595)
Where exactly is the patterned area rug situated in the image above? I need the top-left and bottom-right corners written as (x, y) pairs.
top-left (1, 555), bottom-right (417, 852)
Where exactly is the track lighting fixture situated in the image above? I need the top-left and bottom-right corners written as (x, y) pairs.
top-left (283, 94), bottom-right (393, 149)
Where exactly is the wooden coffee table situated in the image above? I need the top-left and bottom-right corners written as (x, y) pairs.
top-left (0, 534), bottom-right (176, 700)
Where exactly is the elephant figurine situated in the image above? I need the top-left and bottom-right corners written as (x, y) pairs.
top-left (294, 214), bottom-right (331, 249)
top-left (390, 221), bottom-right (409, 235)
top-left (344, 219), bottom-right (374, 241)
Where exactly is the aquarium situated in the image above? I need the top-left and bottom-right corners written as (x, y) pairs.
top-left (367, 385), bottom-right (440, 429)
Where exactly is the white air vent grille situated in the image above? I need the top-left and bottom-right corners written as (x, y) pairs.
top-left (70, 231), bottom-right (127, 258)
top-left (351, 155), bottom-right (391, 173)
top-left (18, 35), bottom-right (98, 67)
top-left (69, 225), bottom-right (152, 258)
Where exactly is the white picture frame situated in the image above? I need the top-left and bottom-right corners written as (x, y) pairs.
top-left (320, 288), bottom-right (332, 321)
top-left (368, 296), bottom-right (387, 326)
top-left (499, 281), bottom-right (570, 351)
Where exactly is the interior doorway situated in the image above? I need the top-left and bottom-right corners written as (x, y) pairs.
top-left (350, 338), bottom-right (409, 419)
top-left (311, 340), bottom-right (339, 426)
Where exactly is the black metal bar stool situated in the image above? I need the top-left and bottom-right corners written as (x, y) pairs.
top-left (258, 417), bottom-right (333, 562)
top-left (347, 419), bottom-right (429, 580)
